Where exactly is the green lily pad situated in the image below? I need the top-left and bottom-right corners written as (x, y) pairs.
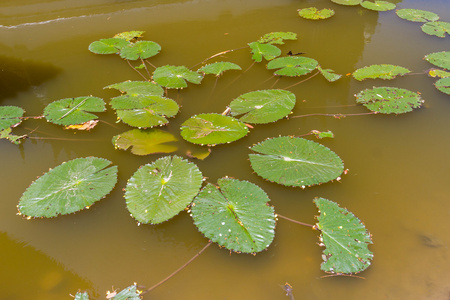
top-left (112, 129), bottom-right (177, 155)
top-left (396, 9), bottom-right (439, 22)
top-left (314, 197), bottom-right (373, 274)
top-left (267, 56), bottom-right (318, 77)
top-left (435, 77), bottom-right (450, 95)
top-left (331, 0), bottom-right (362, 5)
top-left (125, 155), bottom-right (203, 224)
top-left (229, 89), bottom-right (296, 124)
top-left (43, 96), bottom-right (105, 126)
top-left (317, 66), bottom-right (342, 82)
top-left (311, 130), bottom-right (335, 139)
top-left (88, 38), bottom-right (129, 55)
top-left (153, 65), bottom-right (203, 89)
top-left (424, 51), bottom-right (450, 70)
top-left (352, 64), bottom-right (411, 80)
top-left (105, 80), bottom-right (164, 96)
top-left (428, 68), bottom-right (450, 78)
top-left (180, 113), bottom-right (248, 146)
top-left (0, 106), bottom-right (24, 131)
top-left (191, 177), bottom-right (276, 253)
top-left (119, 40), bottom-right (161, 60)
top-left (360, 1), bottom-right (396, 11)
top-left (0, 127), bottom-right (25, 144)
top-left (114, 31), bottom-right (145, 41)
top-left (198, 62), bottom-right (242, 77)
top-left (257, 32), bottom-right (297, 45)
top-left (248, 42), bottom-right (281, 62)
top-left (355, 87), bottom-right (424, 114)
top-left (249, 136), bottom-right (344, 188)
top-left (18, 157), bottom-right (118, 218)
top-left (421, 21), bottom-right (450, 38)
top-left (298, 7), bottom-right (335, 20)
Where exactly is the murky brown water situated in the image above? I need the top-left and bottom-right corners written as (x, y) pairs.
top-left (1, 0), bottom-right (449, 299)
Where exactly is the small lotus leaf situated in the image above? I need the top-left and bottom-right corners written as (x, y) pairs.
top-left (355, 87), bottom-right (424, 114)
top-left (435, 77), bottom-right (450, 95)
top-left (198, 62), bottom-right (242, 76)
top-left (314, 197), bottom-right (373, 274)
top-left (298, 7), bottom-right (335, 20)
top-left (249, 136), bottom-right (344, 188)
top-left (360, 1), bottom-right (396, 11)
top-left (311, 130), bottom-right (335, 139)
top-left (331, 0), bottom-right (362, 5)
top-left (113, 129), bottom-right (177, 155)
top-left (44, 96), bottom-right (105, 126)
top-left (105, 81), bottom-right (164, 96)
top-left (257, 32), bottom-right (297, 45)
top-left (186, 148), bottom-right (211, 160)
top-left (180, 113), bottom-right (248, 146)
top-left (125, 155), bottom-right (203, 224)
top-left (110, 284), bottom-right (142, 300)
top-left (317, 66), bottom-right (342, 82)
top-left (421, 21), bottom-right (450, 38)
top-left (114, 31), bottom-right (145, 41)
top-left (88, 38), bottom-right (129, 54)
top-left (18, 157), bottom-right (118, 218)
top-left (267, 56), bottom-right (318, 77)
top-left (229, 89), bottom-right (296, 124)
top-left (191, 178), bottom-right (276, 253)
top-left (352, 64), bottom-right (410, 80)
top-left (424, 51), bottom-right (450, 70)
top-left (74, 291), bottom-right (89, 300)
top-left (119, 40), bottom-right (161, 60)
top-left (396, 9), bottom-right (439, 22)
top-left (0, 127), bottom-right (25, 144)
top-left (0, 106), bottom-right (24, 131)
top-left (428, 68), bottom-right (450, 78)
top-left (153, 65), bottom-right (203, 89)
top-left (248, 42), bottom-right (281, 62)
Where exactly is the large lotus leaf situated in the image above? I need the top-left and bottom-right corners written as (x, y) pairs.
top-left (180, 113), bottom-right (248, 146)
top-left (113, 129), bottom-right (177, 155)
top-left (355, 87), bottom-right (424, 114)
top-left (317, 66), bottom-right (342, 82)
top-left (18, 157), bottom-right (118, 218)
top-left (331, 0), bottom-right (362, 5)
top-left (298, 7), bottom-right (335, 20)
top-left (198, 62), bottom-right (242, 77)
top-left (44, 96), bottom-right (105, 126)
top-left (114, 31), bottom-right (145, 41)
top-left (249, 136), bottom-right (344, 188)
top-left (109, 284), bottom-right (142, 300)
top-left (248, 42), bottom-right (281, 62)
top-left (424, 51), bottom-right (450, 70)
top-left (352, 64), bottom-right (410, 80)
top-left (257, 32), bottom-right (297, 45)
top-left (125, 155), bottom-right (203, 224)
top-left (88, 38), bottom-right (129, 54)
top-left (119, 40), bottom-right (161, 60)
top-left (110, 94), bottom-right (177, 110)
top-left (435, 77), bottom-right (450, 95)
top-left (229, 89), bottom-right (296, 124)
top-left (396, 9), bottom-right (439, 22)
top-left (421, 21), bottom-right (450, 38)
top-left (360, 1), bottom-right (396, 11)
top-left (191, 178), bottom-right (276, 253)
top-left (105, 81), bottom-right (164, 97)
top-left (314, 197), bottom-right (373, 274)
top-left (0, 106), bottom-right (24, 131)
top-left (153, 65), bottom-right (203, 89)
top-left (267, 56), bottom-right (318, 77)
top-left (74, 291), bottom-right (89, 300)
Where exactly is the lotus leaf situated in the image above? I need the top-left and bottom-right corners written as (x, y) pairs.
top-left (0, 106), bottom-right (24, 131)
top-left (396, 9), bottom-right (439, 22)
top-left (360, 1), bottom-right (395, 11)
top-left (267, 56), bottom-right (318, 77)
top-left (257, 32), bottom-right (297, 45)
top-left (435, 77), bottom-right (450, 95)
top-left (153, 65), bottom-right (203, 89)
top-left (44, 96), bottom-right (105, 126)
top-left (74, 291), bottom-right (89, 300)
top-left (198, 62), bottom-right (242, 76)
top-left (114, 31), bottom-right (145, 41)
top-left (331, 0), bottom-right (362, 5)
top-left (298, 7), bottom-right (335, 20)
top-left (88, 38), bottom-right (129, 54)
top-left (191, 177), bottom-right (276, 253)
top-left (119, 40), bottom-right (161, 60)
top-left (314, 197), bottom-right (373, 274)
top-left (125, 155), bottom-right (203, 224)
top-left (317, 66), bottom-right (342, 82)
top-left (355, 87), bottom-right (424, 114)
top-left (428, 68), bottom-right (450, 78)
top-left (311, 130), bottom-right (334, 139)
top-left (248, 42), bottom-right (281, 62)
top-left (18, 157), bottom-right (118, 218)
top-left (105, 80), bottom-right (164, 96)
top-left (113, 129), bottom-right (177, 155)
top-left (0, 127), bottom-right (25, 144)
top-left (249, 136), bottom-right (344, 188)
top-left (229, 89), bottom-right (296, 124)
top-left (109, 284), bottom-right (142, 300)
top-left (352, 64), bottom-right (410, 80)
top-left (424, 51), bottom-right (450, 70)
top-left (421, 21), bottom-right (450, 38)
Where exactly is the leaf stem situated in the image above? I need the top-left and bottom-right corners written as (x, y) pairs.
top-left (283, 70), bottom-right (320, 90)
top-left (141, 58), bottom-right (152, 78)
top-left (192, 46), bottom-right (249, 69)
top-left (126, 59), bottom-right (148, 80)
top-left (277, 214), bottom-right (313, 228)
top-left (291, 112), bottom-right (378, 119)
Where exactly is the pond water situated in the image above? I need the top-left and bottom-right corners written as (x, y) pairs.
top-left (1, 0), bottom-right (449, 299)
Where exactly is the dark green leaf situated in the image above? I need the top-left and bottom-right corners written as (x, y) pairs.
top-left (88, 38), bottom-right (129, 54)
top-left (113, 129), bottom-right (177, 155)
top-left (257, 32), bottom-right (297, 45)
top-left (424, 51), bottom-right (450, 70)
top-left (435, 77), bottom-right (450, 95)
top-left (119, 41), bottom-right (161, 60)
top-left (43, 96), bottom-right (105, 126)
top-left (105, 80), bottom-right (164, 96)
top-left (298, 7), bottom-right (335, 20)
top-left (198, 62), bottom-right (242, 77)
top-left (0, 106), bottom-right (24, 131)
top-left (355, 87), bottom-right (424, 114)
top-left (267, 56), bottom-right (318, 77)
top-left (248, 42), bottom-right (281, 62)
top-left (153, 65), bottom-right (203, 89)
top-left (352, 64), bottom-right (410, 80)
top-left (396, 8), bottom-right (439, 22)
top-left (360, 1), bottom-right (396, 11)
top-left (421, 21), bottom-right (450, 38)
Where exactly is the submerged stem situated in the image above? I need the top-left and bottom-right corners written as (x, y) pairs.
top-left (291, 112), bottom-right (378, 119)
top-left (277, 214), bottom-right (313, 228)
top-left (141, 58), bottom-right (152, 78)
top-left (283, 71), bottom-right (320, 90)
top-left (126, 59), bottom-right (148, 80)
top-left (192, 46), bottom-right (249, 69)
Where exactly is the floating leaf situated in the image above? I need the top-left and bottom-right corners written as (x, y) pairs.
top-left (119, 41), bottom-right (161, 60)
top-left (113, 31), bottom-right (145, 41)
top-left (180, 113), bottom-right (248, 146)
top-left (105, 81), bottom-right (164, 96)
top-left (435, 77), bottom-right (450, 95)
top-left (0, 127), bottom-right (25, 144)
top-left (18, 157), bottom-right (118, 218)
top-left (44, 96), bottom-right (105, 126)
top-left (396, 9), bottom-right (439, 22)
top-left (257, 32), bottom-right (297, 45)
top-left (113, 129), bottom-right (177, 155)
top-left (424, 51), bottom-right (450, 70)
top-left (186, 148), bottom-right (211, 160)
top-left (191, 177), bottom-right (276, 253)
top-left (311, 130), bottom-right (334, 139)
top-left (352, 64), bottom-right (410, 80)
top-left (249, 136), bottom-right (344, 188)
top-left (421, 21), bottom-right (450, 38)
top-left (298, 7), bottom-right (335, 20)
top-left (267, 56), bottom-right (318, 77)
top-left (314, 197), bottom-right (373, 274)
top-left (125, 155), bottom-right (202, 224)
top-left (248, 42), bottom-right (281, 62)
top-left (0, 106), bottom-right (24, 131)
top-left (355, 87), bottom-right (424, 114)
top-left (74, 291), bottom-right (89, 300)
top-left (229, 89), bottom-right (296, 124)
top-left (360, 1), bottom-right (396, 11)
top-left (198, 62), bottom-right (242, 77)
top-left (88, 38), bottom-right (129, 55)
top-left (110, 284), bottom-right (142, 300)
top-left (64, 120), bottom-right (98, 131)
top-left (317, 66), bottom-right (342, 82)
top-left (153, 65), bottom-right (203, 89)
top-left (428, 68), bottom-right (450, 78)
top-left (331, 0), bottom-right (362, 5)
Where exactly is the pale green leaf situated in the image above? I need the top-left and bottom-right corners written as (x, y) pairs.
top-left (248, 42), bottom-right (281, 62)
top-left (113, 129), bottom-right (177, 155)
top-left (267, 56), bottom-right (318, 76)
top-left (43, 96), bottom-right (105, 126)
top-left (119, 40), bottom-right (161, 60)
top-left (113, 31), bottom-right (145, 41)
top-left (352, 64), bottom-right (410, 80)
top-left (153, 65), bottom-right (203, 89)
top-left (331, 0), bottom-right (362, 5)
top-left (421, 21), bottom-right (450, 38)
top-left (105, 81), bottom-right (164, 96)
top-left (318, 66), bottom-right (342, 82)
top-left (88, 38), bottom-right (129, 54)
top-left (435, 77), bottom-right (450, 95)
top-left (360, 1), bottom-right (396, 11)
top-left (355, 87), bottom-right (424, 114)
top-left (424, 51), bottom-right (450, 70)
top-left (396, 8), bottom-right (439, 22)
top-left (198, 62), bottom-right (242, 77)
top-left (0, 106), bottom-right (24, 131)
top-left (298, 7), bottom-right (335, 20)
top-left (257, 32), bottom-right (297, 45)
